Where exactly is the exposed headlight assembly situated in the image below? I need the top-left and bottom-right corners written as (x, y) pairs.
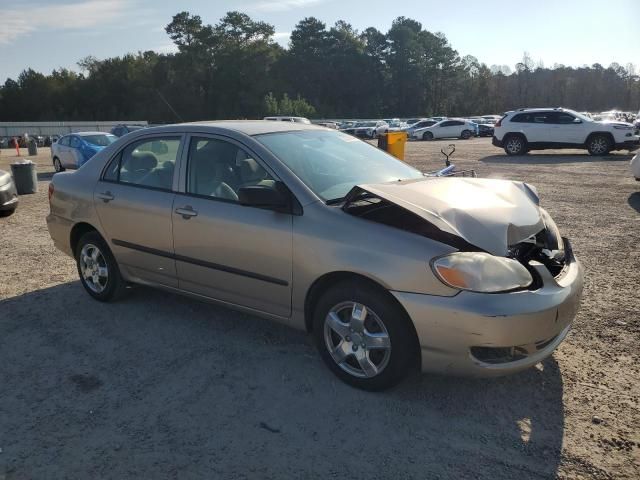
top-left (539, 208), bottom-right (564, 252)
top-left (432, 252), bottom-right (533, 293)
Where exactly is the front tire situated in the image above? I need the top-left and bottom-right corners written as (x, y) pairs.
top-left (75, 231), bottom-right (126, 302)
top-left (504, 134), bottom-right (527, 155)
top-left (461, 129), bottom-right (472, 140)
top-left (312, 280), bottom-right (416, 391)
top-left (422, 131), bottom-right (434, 141)
top-left (53, 157), bottom-right (64, 172)
top-left (587, 135), bottom-right (611, 156)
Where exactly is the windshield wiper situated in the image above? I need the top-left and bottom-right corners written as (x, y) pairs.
top-left (325, 197), bottom-right (346, 205)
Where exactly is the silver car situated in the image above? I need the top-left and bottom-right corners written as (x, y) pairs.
top-left (47, 122), bottom-right (584, 390)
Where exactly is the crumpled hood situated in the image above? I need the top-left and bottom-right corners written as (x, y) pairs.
top-left (356, 177), bottom-right (545, 256)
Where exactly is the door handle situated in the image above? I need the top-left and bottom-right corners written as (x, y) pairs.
top-left (97, 191), bottom-right (114, 203)
top-left (175, 206), bottom-right (198, 219)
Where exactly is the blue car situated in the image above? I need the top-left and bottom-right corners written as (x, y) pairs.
top-left (51, 132), bottom-right (118, 172)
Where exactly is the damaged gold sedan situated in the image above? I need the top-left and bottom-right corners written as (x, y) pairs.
top-left (47, 122), bottom-right (583, 390)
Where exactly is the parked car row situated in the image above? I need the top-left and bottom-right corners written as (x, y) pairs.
top-left (0, 123), bottom-right (149, 151)
top-left (0, 135), bottom-right (61, 148)
top-left (329, 114), bottom-right (501, 141)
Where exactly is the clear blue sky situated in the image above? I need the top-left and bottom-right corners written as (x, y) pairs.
top-left (1, 0), bottom-right (637, 82)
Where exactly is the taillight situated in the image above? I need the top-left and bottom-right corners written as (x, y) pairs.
top-left (48, 183), bottom-right (54, 203)
top-left (495, 117), bottom-right (504, 127)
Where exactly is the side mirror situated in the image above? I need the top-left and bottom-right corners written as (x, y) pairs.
top-left (238, 183), bottom-right (289, 212)
top-left (573, 118), bottom-right (582, 124)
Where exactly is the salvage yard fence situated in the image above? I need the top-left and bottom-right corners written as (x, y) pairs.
top-left (0, 121), bottom-right (148, 137)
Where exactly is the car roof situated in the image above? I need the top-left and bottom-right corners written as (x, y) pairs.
top-left (508, 108), bottom-right (573, 114)
top-left (168, 120), bottom-right (325, 136)
top-left (75, 131), bottom-right (112, 136)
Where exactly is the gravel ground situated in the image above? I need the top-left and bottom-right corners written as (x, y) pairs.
top-left (0, 140), bottom-right (638, 479)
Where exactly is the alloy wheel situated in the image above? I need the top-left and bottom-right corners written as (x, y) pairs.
top-left (54, 158), bottom-right (62, 172)
top-left (506, 137), bottom-right (523, 154)
top-left (323, 301), bottom-right (391, 378)
top-left (590, 137), bottom-right (608, 155)
top-left (79, 243), bottom-right (108, 293)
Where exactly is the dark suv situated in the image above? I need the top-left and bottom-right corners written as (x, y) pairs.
top-left (110, 124), bottom-right (146, 137)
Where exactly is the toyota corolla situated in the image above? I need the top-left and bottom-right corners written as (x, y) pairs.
top-left (47, 122), bottom-right (583, 390)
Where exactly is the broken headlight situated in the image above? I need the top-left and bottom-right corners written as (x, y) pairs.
top-left (432, 252), bottom-right (533, 293)
top-left (539, 208), bottom-right (564, 253)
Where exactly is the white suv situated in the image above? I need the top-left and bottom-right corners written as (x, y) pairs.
top-left (493, 108), bottom-right (640, 156)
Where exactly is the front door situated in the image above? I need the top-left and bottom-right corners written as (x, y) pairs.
top-left (172, 135), bottom-right (293, 317)
top-left (546, 112), bottom-right (587, 144)
top-left (94, 135), bottom-right (183, 287)
top-left (435, 121), bottom-right (456, 139)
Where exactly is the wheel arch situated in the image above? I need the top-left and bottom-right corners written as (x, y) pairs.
top-left (503, 131), bottom-right (528, 143)
top-left (303, 271), bottom-right (422, 367)
top-left (585, 131), bottom-right (614, 145)
top-left (70, 222), bottom-right (101, 256)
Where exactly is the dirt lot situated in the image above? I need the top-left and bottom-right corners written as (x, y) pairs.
top-left (1, 140), bottom-right (638, 479)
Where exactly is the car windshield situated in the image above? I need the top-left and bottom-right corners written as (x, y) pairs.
top-left (82, 134), bottom-right (117, 146)
top-left (356, 122), bottom-right (376, 127)
top-left (255, 130), bottom-right (423, 202)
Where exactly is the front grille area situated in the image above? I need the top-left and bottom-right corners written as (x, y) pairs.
top-left (470, 334), bottom-right (559, 364)
top-left (508, 228), bottom-right (567, 279)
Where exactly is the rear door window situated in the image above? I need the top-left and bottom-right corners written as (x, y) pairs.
top-left (511, 112), bottom-right (551, 123)
top-left (103, 137), bottom-right (181, 190)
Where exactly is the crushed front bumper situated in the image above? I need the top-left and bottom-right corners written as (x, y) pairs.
top-left (392, 243), bottom-right (584, 377)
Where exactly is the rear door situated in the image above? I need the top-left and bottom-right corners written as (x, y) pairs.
top-left (94, 134), bottom-right (184, 287)
top-left (511, 112), bottom-right (552, 143)
top-left (171, 134), bottom-right (293, 317)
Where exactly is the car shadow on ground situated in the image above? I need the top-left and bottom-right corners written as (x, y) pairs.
top-left (628, 192), bottom-right (640, 213)
top-left (0, 282), bottom-right (564, 479)
top-left (480, 153), bottom-right (634, 164)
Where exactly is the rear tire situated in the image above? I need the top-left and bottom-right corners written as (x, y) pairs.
top-left (0, 208), bottom-right (16, 217)
top-left (75, 231), bottom-right (127, 302)
top-left (422, 131), bottom-right (434, 141)
top-left (587, 135), bottom-right (611, 156)
top-left (504, 134), bottom-right (527, 155)
top-left (53, 157), bottom-right (65, 172)
top-left (312, 280), bottom-right (416, 391)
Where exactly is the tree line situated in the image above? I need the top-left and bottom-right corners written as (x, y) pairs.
top-left (1, 11), bottom-right (638, 122)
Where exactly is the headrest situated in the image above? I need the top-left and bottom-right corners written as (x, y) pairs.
top-left (129, 151), bottom-right (157, 171)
